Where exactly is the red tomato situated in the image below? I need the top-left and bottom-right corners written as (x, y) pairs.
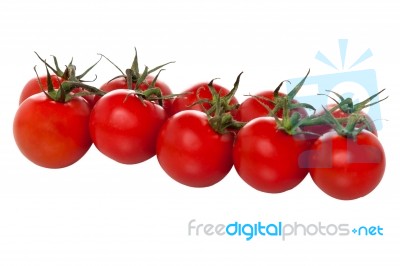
top-left (13, 93), bottom-right (92, 168)
top-left (170, 82), bottom-right (239, 116)
top-left (94, 76), bottom-right (173, 116)
top-left (235, 91), bottom-right (308, 122)
top-left (233, 117), bottom-right (309, 193)
top-left (156, 110), bottom-right (235, 187)
top-left (308, 130), bottom-right (385, 200)
top-left (19, 75), bottom-right (63, 104)
top-left (302, 104), bottom-right (377, 140)
top-left (90, 89), bottom-right (167, 164)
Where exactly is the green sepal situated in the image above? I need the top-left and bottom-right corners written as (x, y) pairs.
top-left (287, 69), bottom-right (310, 100)
top-left (35, 52), bottom-right (101, 82)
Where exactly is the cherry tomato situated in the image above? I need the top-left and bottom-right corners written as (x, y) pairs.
top-left (156, 110), bottom-right (235, 187)
top-left (170, 82), bottom-right (238, 116)
top-left (308, 130), bottom-right (385, 200)
top-left (235, 91), bottom-right (308, 122)
top-left (90, 89), bottom-right (167, 164)
top-left (13, 93), bottom-right (92, 168)
top-left (233, 117), bottom-right (309, 193)
top-left (94, 76), bottom-right (173, 116)
top-left (19, 75), bottom-right (63, 104)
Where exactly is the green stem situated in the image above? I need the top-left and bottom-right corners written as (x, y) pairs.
top-left (142, 87), bottom-right (163, 106)
top-left (61, 81), bottom-right (105, 96)
top-left (300, 115), bottom-right (349, 127)
top-left (344, 113), bottom-right (359, 133)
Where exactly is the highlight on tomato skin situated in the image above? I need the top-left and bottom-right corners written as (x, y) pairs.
top-left (307, 130), bottom-right (386, 200)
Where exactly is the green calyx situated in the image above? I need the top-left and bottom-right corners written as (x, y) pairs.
top-left (124, 67), bottom-right (166, 106)
top-left (321, 108), bottom-right (366, 138)
top-left (313, 88), bottom-right (388, 138)
top-left (100, 48), bottom-right (174, 106)
top-left (250, 69), bottom-right (315, 135)
top-left (34, 64), bottom-right (105, 103)
top-left (35, 52), bottom-right (101, 82)
top-left (34, 52), bottom-right (105, 103)
top-left (252, 68), bottom-right (387, 138)
top-left (194, 72), bottom-right (243, 117)
top-left (208, 101), bottom-right (246, 135)
top-left (202, 72), bottom-right (246, 134)
top-left (270, 69), bottom-right (316, 115)
top-left (271, 99), bottom-right (308, 136)
top-left (318, 88), bottom-right (387, 114)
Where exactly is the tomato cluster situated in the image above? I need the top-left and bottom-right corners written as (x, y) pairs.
top-left (13, 52), bottom-right (387, 200)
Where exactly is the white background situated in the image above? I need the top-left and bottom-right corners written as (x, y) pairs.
top-left (0, 0), bottom-right (399, 265)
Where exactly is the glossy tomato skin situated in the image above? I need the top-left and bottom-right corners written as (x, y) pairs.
top-left (19, 75), bottom-right (63, 104)
top-left (308, 131), bottom-right (385, 200)
top-left (233, 117), bottom-right (309, 193)
top-left (170, 82), bottom-right (239, 116)
top-left (94, 76), bottom-right (173, 116)
top-left (13, 93), bottom-right (92, 168)
top-left (302, 104), bottom-right (378, 139)
top-left (90, 89), bottom-right (167, 164)
top-left (156, 110), bottom-right (235, 187)
top-left (235, 91), bottom-right (308, 122)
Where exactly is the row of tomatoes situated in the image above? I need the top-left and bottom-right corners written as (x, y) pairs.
top-left (13, 54), bottom-right (386, 201)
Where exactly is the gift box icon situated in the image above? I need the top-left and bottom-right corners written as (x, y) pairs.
top-left (285, 39), bottom-right (383, 131)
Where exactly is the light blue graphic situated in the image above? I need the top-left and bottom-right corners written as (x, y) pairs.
top-left (315, 51), bottom-right (338, 70)
top-left (286, 39), bottom-right (383, 130)
top-left (339, 39), bottom-right (348, 69)
top-left (349, 48), bottom-right (373, 69)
